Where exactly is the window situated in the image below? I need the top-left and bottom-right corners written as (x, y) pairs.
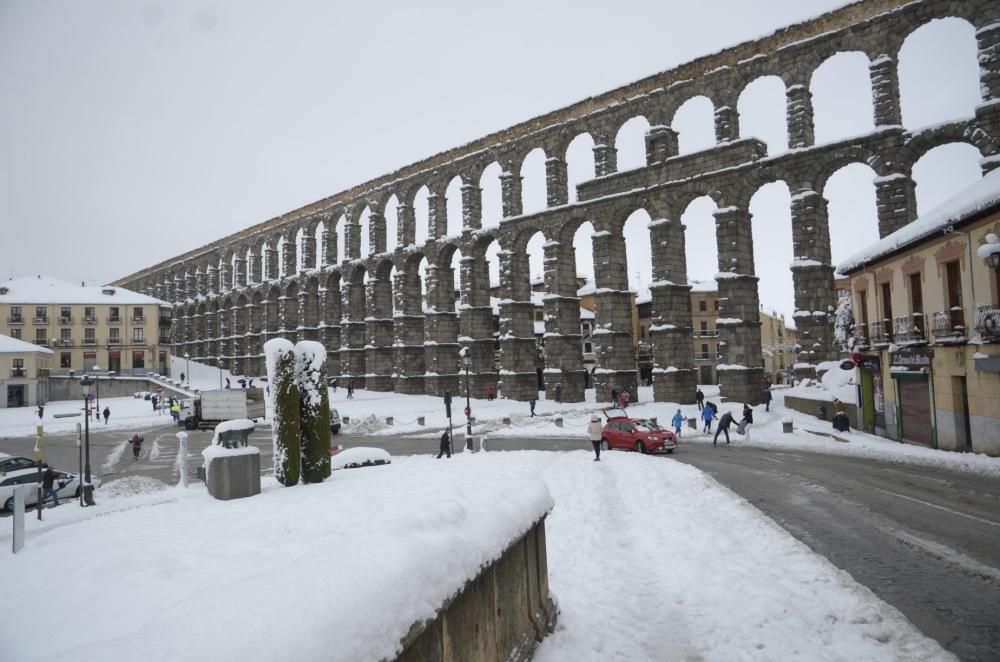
top-left (945, 260), bottom-right (962, 309)
top-left (84, 328), bottom-right (95, 344)
top-left (60, 328), bottom-right (71, 342)
top-left (880, 282), bottom-right (892, 321)
top-left (60, 352), bottom-right (71, 368)
top-left (859, 289), bottom-right (870, 326)
top-left (714, 300), bottom-right (719, 311)
top-left (109, 307), bottom-right (120, 322)
top-left (84, 306), bottom-right (95, 319)
top-left (109, 328), bottom-right (120, 344)
top-left (35, 329), bottom-right (47, 345)
top-left (699, 300), bottom-right (707, 312)
top-left (700, 321), bottom-right (708, 334)
top-left (60, 306), bottom-right (71, 319)
top-left (35, 306), bottom-right (47, 320)
top-left (12, 358), bottom-right (25, 378)
top-left (909, 274), bottom-right (923, 314)
top-left (10, 328), bottom-right (21, 340)
top-left (10, 305), bottom-right (22, 321)
top-left (133, 327), bottom-right (144, 343)
top-left (133, 306), bottom-right (144, 320)
top-left (534, 310), bottom-right (543, 322)
top-left (701, 343), bottom-right (709, 359)
top-left (132, 350), bottom-right (145, 369)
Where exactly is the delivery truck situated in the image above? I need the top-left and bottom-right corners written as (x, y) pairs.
top-left (181, 388), bottom-right (266, 430)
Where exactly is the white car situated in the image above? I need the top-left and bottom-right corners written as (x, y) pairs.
top-left (330, 408), bottom-right (341, 435)
top-left (0, 467), bottom-right (102, 511)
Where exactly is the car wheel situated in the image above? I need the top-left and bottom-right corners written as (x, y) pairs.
top-left (633, 441), bottom-right (645, 454)
top-left (4, 497), bottom-right (14, 512)
top-left (666, 448), bottom-right (674, 454)
top-left (600, 438), bottom-right (611, 451)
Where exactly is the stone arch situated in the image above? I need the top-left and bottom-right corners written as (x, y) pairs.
top-left (444, 174), bottom-right (465, 237)
top-left (911, 142), bottom-right (985, 216)
top-left (613, 115), bottom-right (651, 171)
top-left (564, 131), bottom-right (596, 203)
top-left (737, 75), bottom-right (788, 154)
top-left (479, 160), bottom-right (503, 228)
top-left (809, 51), bottom-right (874, 144)
top-left (900, 124), bottom-right (998, 174)
top-left (671, 94), bottom-right (716, 155)
top-left (519, 146), bottom-right (548, 216)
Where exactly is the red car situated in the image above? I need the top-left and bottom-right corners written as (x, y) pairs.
top-left (601, 416), bottom-right (678, 454)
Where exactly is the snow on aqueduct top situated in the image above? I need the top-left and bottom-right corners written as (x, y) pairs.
top-left (838, 169), bottom-right (1000, 274)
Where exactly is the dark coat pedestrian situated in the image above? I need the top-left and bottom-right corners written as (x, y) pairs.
top-left (347, 382), bottom-right (354, 399)
top-left (437, 431), bottom-right (451, 459)
top-left (151, 395), bottom-right (158, 411)
top-left (762, 388), bottom-right (773, 412)
top-left (102, 406), bottom-right (110, 424)
top-left (714, 412), bottom-right (734, 445)
top-left (225, 378), bottom-right (231, 389)
top-left (180, 372), bottom-right (185, 383)
top-left (695, 389), bottom-right (704, 410)
top-left (130, 434), bottom-right (144, 460)
top-left (37, 404), bottom-right (44, 419)
top-left (41, 467), bottom-right (60, 506)
top-left (742, 404), bottom-right (754, 425)
top-left (554, 384), bottom-right (562, 403)
top-left (529, 399), bottom-right (536, 417)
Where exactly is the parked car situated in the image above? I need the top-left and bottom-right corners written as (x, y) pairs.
top-left (330, 409), bottom-right (341, 435)
top-left (600, 416), bottom-right (678, 454)
top-left (0, 453), bottom-right (37, 475)
top-left (0, 467), bottom-right (102, 511)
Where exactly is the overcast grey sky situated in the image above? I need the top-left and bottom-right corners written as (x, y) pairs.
top-left (0, 1), bottom-right (986, 323)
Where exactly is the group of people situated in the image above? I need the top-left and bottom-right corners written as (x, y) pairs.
top-left (700, 401), bottom-right (755, 445)
top-left (609, 387), bottom-right (631, 409)
top-left (330, 379), bottom-right (355, 399)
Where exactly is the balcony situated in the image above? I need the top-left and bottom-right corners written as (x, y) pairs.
top-left (894, 313), bottom-right (926, 345)
top-left (132, 316), bottom-right (145, 324)
top-left (107, 317), bottom-right (121, 324)
top-left (107, 338), bottom-right (122, 346)
top-left (58, 317), bottom-right (73, 325)
top-left (974, 304), bottom-right (1000, 342)
top-left (931, 308), bottom-right (966, 344)
top-left (7, 317), bottom-right (23, 325)
top-left (82, 337), bottom-right (98, 346)
top-left (57, 339), bottom-right (73, 346)
top-left (853, 324), bottom-right (870, 350)
top-left (32, 317), bottom-right (49, 325)
top-left (82, 316), bottom-right (98, 325)
top-left (869, 320), bottom-right (892, 348)
top-left (10, 368), bottom-right (26, 378)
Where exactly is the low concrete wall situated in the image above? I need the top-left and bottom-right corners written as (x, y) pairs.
top-left (396, 515), bottom-right (557, 662)
top-left (48, 375), bottom-right (190, 402)
top-left (784, 395), bottom-right (859, 429)
top-left (205, 452), bottom-right (261, 500)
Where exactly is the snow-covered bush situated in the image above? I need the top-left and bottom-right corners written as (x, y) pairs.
top-left (833, 293), bottom-right (854, 351)
top-left (266, 338), bottom-right (300, 486)
top-left (296, 341), bottom-right (331, 484)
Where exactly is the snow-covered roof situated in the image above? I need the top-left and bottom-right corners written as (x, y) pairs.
top-left (838, 170), bottom-right (1000, 274)
top-left (689, 280), bottom-right (719, 293)
top-left (0, 333), bottom-right (53, 355)
top-left (0, 276), bottom-right (167, 306)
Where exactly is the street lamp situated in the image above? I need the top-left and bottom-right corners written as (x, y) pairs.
top-left (79, 374), bottom-right (96, 506)
top-left (184, 352), bottom-right (191, 387)
top-left (980, 233), bottom-right (1000, 271)
top-left (461, 347), bottom-right (473, 451)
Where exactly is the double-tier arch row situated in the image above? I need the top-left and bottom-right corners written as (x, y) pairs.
top-left (118, 0), bottom-right (1000, 404)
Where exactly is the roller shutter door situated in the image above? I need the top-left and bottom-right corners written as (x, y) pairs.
top-left (899, 377), bottom-right (932, 446)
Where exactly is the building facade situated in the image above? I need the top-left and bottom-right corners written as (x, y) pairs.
top-left (839, 172), bottom-right (1000, 456)
top-left (0, 277), bottom-right (172, 377)
top-left (0, 334), bottom-right (52, 408)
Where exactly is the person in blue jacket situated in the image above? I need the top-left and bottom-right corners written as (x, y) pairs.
top-left (671, 409), bottom-right (685, 437)
top-left (701, 402), bottom-right (716, 433)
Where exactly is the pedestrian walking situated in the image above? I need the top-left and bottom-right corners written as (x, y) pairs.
top-left (588, 415), bottom-right (604, 461)
top-left (170, 402), bottom-right (181, 423)
top-left (529, 399), bottom-right (536, 417)
top-left (151, 395), bottom-right (158, 412)
top-left (331, 378), bottom-right (338, 393)
top-left (225, 377), bottom-right (231, 389)
top-left (37, 404), bottom-right (44, 419)
top-left (762, 387), bottom-right (772, 412)
top-left (486, 384), bottom-right (495, 401)
top-left (701, 403), bottom-right (716, 433)
top-left (740, 403), bottom-right (754, 440)
top-left (130, 433), bottom-right (144, 460)
top-left (714, 411), bottom-right (734, 445)
top-left (621, 390), bottom-right (630, 409)
top-left (41, 466), bottom-right (60, 507)
top-left (180, 372), bottom-right (185, 384)
top-left (554, 383), bottom-right (562, 403)
top-left (671, 409), bottom-right (684, 438)
top-left (347, 381), bottom-right (354, 399)
top-left (695, 389), bottom-right (704, 410)
top-left (610, 386), bottom-right (619, 406)
top-left (102, 406), bottom-right (110, 424)
top-left (437, 430), bottom-right (451, 459)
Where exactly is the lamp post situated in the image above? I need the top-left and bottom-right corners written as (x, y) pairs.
top-left (184, 352), bottom-right (191, 387)
top-left (79, 374), bottom-right (96, 506)
top-left (461, 347), bottom-right (473, 451)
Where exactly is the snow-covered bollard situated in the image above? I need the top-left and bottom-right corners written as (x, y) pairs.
top-left (202, 419), bottom-right (260, 501)
top-left (385, 416), bottom-right (393, 426)
top-left (479, 435), bottom-right (488, 452)
top-left (417, 416), bottom-right (424, 426)
top-left (176, 431), bottom-right (189, 488)
top-left (555, 417), bottom-right (563, 428)
top-left (687, 417), bottom-right (697, 430)
top-left (782, 418), bottom-right (794, 434)
top-left (502, 417), bottom-right (511, 425)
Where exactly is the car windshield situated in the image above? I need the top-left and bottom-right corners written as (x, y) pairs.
top-left (633, 420), bottom-right (661, 431)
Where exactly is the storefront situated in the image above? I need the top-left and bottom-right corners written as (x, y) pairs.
top-left (890, 348), bottom-right (935, 447)
top-left (857, 355), bottom-right (885, 435)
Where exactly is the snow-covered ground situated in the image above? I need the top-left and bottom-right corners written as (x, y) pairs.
top-left (0, 395), bottom-right (169, 439)
top-left (0, 452), bottom-right (952, 662)
top-left (170, 354), bottom-right (241, 391)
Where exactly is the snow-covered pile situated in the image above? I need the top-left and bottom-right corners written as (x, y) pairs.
top-left (331, 446), bottom-right (391, 470)
top-left (99, 475), bottom-right (170, 498)
top-left (783, 360), bottom-right (856, 404)
top-left (0, 452), bottom-right (952, 661)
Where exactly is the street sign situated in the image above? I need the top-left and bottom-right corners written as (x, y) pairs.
top-left (87, 393), bottom-right (95, 401)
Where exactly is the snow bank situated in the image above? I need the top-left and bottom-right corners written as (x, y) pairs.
top-left (331, 447), bottom-right (391, 470)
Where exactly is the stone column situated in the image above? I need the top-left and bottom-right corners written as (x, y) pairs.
top-left (790, 189), bottom-right (838, 372)
top-left (423, 262), bottom-right (460, 396)
top-left (368, 210), bottom-right (386, 255)
top-left (714, 96), bottom-right (739, 143)
top-left (458, 254), bottom-right (494, 398)
top-left (497, 248), bottom-right (538, 400)
top-left (190, 311), bottom-right (204, 361)
top-left (976, 22), bottom-right (1000, 137)
top-left (344, 220), bottom-right (361, 261)
top-left (785, 83), bottom-right (815, 149)
top-left (176, 275), bottom-right (187, 302)
top-left (298, 288), bottom-right (318, 341)
top-left (545, 157), bottom-right (568, 206)
top-left (244, 298), bottom-right (262, 377)
top-left (207, 266), bottom-right (220, 296)
top-left (592, 133), bottom-right (618, 176)
top-left (264, 247), bottom-right (278, 281)
top-left (319, 283), bottom-right (342, 379)
top-left (648, 216), bottom-right (696, 403)
top-left (875, 172), bottom-right (917, 237)
top-left (220, 262), bottom-right (233, 293)
top-left (217, 305), bottom-right (230, 370)
top-left (397, 203), bottom-right (416, 248)
top-left (461, 182), bottom-right (482, 232)
top-left (229, 303), bottom-right (244, 376)
top-left (233, 257), bottom-right (247, 289)
top-left (713, 206), bottom-right (764, 404)
top-left (541, 239), bottom-right (586, 402)
top-left (248, 252), bottom-right (262, 285)
top-left (300, 233), bottom-right (316, 272)
top-left (427, 188), bottom-right (447, 241)
top-left (393, 269), bottom-right (426, 394)
top-left (645, 125), bottom-right (678, 164)
top-left (163, 278), bottom-right (175, 304)
top-left (340, 277), bottom-right (367, 388)
top-left (870, 55), bottom-right (903, 127)
top-left (364, 276), bottom-right (395, 391)
top-left (205, 308), bottom-right (219, 366)
top-left (590, 229), bottom-right (637, 403)
top-left (280, 239), bottom-right (295, 277)
top-left (500, 169), bottom-right (523, 218)
top-left (320, 225), bottom-right (336, 267)
top-left (261, 294), bottom-right (280, 349)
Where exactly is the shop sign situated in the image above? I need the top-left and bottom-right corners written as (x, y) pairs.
top-left (890, 348), bottom-right (934, 369)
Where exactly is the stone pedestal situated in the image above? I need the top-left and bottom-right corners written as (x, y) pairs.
top-left (203, 449), bottom-right (261, 501)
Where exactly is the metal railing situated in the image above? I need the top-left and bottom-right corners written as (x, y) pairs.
top-left (32, 317), bottom-right (49, 324)
top-left (107, 338), bottom-right (121, 346)
top-left (974, 304), bottom-right (1000, 342)
top-left (894, 313), bottom-right (926, 344)
top-left (57, 338), bottom-right (73, 346)
top-left (82, 317), bottom-right (98, 325)
top-left (6, 317), bottom-right (23, 324)
top-left (10, 368), bottom-right (26, 377)
top-left (107, 317), bottom-right (121, 324)
top-left (853, 324), bottom-right (870, 349)
top-left (58, 317), bottom-right (73, 325)
top-left (869, 319), bottom-right (892, 347)
top-left (82, 337), bottom-right (98, 346)
top-left (132, 316), bottom-right (145, 324)
top-left (931, 308), bottom-right (965, 343)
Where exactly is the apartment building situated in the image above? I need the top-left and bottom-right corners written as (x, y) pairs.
top-left (0, 276), bottom-right (172, 377)
top-left (761, 308), bottom-right (796, 385)
top-left (839, 171), bottom-right (1000, 456)
top-left (0, 334), bottom-right (52, 408)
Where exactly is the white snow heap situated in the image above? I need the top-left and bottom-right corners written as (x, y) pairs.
top-left (264, 338), bottom-right (295, 409)
top-left (833, 294), bottom-right (854, 351)
top-left (977, 233), bottom-right (1000, 261)
top-left (331, 447), bottom-right (391, 470)
top-left (838, 169), bottom-right (1000, 273)
top-left (294, 340), bottom-right (328, 409)
top-left (210, 418), bottom-right (257, 448)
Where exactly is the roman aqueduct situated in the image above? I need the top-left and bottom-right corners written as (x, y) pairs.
top-left (115, 0), bottom-right (1000, 404)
